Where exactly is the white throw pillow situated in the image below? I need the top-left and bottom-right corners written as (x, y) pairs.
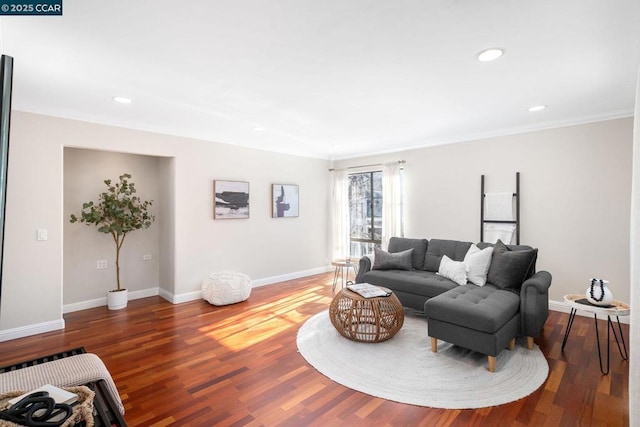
top-left (437, 255), bottom-right (467, 286)
top-left (464, 244), bottom-right (494, 286)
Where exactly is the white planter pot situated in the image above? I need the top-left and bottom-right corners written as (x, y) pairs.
top-left (107, 289), bottom-right (128, 310)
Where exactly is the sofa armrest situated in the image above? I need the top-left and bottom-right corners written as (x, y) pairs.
top-left (519, 270), bottom-right (552, 338)
top-left (355, 256), bottom-right (372, 283)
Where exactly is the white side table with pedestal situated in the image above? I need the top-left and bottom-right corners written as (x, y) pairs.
top-left (562, 294), bottom-right (630, 375)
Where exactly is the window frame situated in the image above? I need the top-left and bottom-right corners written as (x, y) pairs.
top-left (348, 170), bottom-right (382, 255)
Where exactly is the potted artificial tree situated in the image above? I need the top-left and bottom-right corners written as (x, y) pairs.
top-left (70, 173), bottom-right (155, 310)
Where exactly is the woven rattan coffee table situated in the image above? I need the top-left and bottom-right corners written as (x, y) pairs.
top-left (329, 286), bottom-right (404, 343)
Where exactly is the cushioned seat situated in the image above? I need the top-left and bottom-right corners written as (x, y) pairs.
top-left (426, 285), bottom-right (520, 372)
top-left (363, 270), bottom-right (459, 299)
top-left (0, 354), bottom-right (124, 415)
top-left (425, 284), bottom-right (519, 333)
top-left (202, 271), bottom-right (252, 306)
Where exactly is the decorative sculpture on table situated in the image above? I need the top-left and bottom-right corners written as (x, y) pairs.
top-left (586, 278), bottom-right (614, 306)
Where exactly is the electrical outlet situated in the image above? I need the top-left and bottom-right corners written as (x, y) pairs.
top-left (97, 260), bottom-right (107, 269)
top-left (143, 254), bottom-right (152, 260)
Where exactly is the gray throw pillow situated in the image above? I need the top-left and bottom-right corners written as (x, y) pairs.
top-left (388, 237), bottom-right (428, 270)
top-left (423, 239), bottom-right (472, 272)
top-left (372, 247), bottom-right (414, 271)
top-left (486, 240), bottom-right (538, 290)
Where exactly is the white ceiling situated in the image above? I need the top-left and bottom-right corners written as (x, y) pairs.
top-left (1, 0), bottom-right (639, 159)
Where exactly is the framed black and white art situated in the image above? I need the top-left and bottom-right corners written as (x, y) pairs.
top-left (272, 184), bottom-right (299, 218)
top-left (214, 180), bottom-right (250, 219)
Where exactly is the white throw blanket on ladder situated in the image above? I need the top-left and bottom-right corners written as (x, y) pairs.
top-left (484, 192), bottom-right (515, 244)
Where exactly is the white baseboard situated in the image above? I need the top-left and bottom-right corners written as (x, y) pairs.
top-left (159, 289), bottom-right (201, 304)
top-left (63, 287), bottom-right (160, 313)
top-left (162, 265), bottom-right (334, 304)
top-left (0, 319), bottom-right (65, 343)
top-left (549, 299), bottom-right (630, 324)
top-left (63, 297), bottom-right (105, 313)
top-left (130, 287), bottom-right (159, 299)
top-left (251, 266), bottom-right (333, 287)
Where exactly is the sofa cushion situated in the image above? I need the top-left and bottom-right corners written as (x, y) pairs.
top-left (437, 255), bottom-right (467, 286)
top-left (486, 240), bottom-right (538, 290)
top-left (425, 284), bottom-right (520, 333)
top-left (477, 241), bottom-right (537, 279)
top-left (424, 239), bottom-right (472, 272)
top-left (388, 237), bottom-right (428, 270)
top-left (464, 244), bottom-right (494, 286)
top-left (362, 269), bottom-right (459, 299)
top-left (372, 247), bottom-right (413, 271)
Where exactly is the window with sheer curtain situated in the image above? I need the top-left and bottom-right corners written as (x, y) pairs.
top-left (348, 171), bottom-right (382, 258)
top-left (347, 165), bottom-right (403, 258)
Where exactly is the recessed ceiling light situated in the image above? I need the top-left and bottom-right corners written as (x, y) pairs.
top-left (477, 48), bottom-right (504, 62)
top-left (252, 126), bottom-right (265, 132)
top-left (528, 105), bottom-right (547, 112)
top-left (112, 96), bottom-right (132, 104)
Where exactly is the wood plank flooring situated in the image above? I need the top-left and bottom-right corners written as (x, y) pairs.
top-left (0, 273), bottom-right (630, 426)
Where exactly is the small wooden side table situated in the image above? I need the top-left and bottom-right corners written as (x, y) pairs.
top-left (562, 294), bottom-right (630, 375)
top-left (331, 258), bottom-right (358, 294)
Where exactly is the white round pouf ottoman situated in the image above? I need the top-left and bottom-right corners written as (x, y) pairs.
top-left (202, 272), bottom-right (252, 306)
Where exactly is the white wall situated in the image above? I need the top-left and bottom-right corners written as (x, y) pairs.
top-left (0, 111), bottom-right (330, 338)
top-left (333, 118), bottom-right (633, 304)
top-left (158, 157), bottom-right (176, 296)
top-left (63, 148), bottom-right (162, 306)
top-left (1, 111), bottom-right (631, 340)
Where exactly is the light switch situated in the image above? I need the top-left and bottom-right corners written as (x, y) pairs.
top-left (37, 229), bottom-right (48, 241)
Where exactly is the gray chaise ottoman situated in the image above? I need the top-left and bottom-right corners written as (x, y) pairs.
top-left (426, 284), bottom-right (520, 372)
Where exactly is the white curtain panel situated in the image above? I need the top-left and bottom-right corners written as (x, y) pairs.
top-left (331, 169), bottom-right (350, 261)
top-left (629, 69), bottom-right (639, 426)
top-left (382, 162), bottom-right (403, 250)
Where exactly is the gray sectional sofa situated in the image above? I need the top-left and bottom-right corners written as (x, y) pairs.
top-left (355, 237), bottom-right (552, 371)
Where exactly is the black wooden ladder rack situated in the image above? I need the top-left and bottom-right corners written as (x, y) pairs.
top-left (480, 172), bottom-right (520, 245)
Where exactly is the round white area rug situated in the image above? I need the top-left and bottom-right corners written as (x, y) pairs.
top-left (297, 310), bottom-right (549, 409)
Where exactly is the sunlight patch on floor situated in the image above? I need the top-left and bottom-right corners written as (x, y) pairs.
top-left (200, 290), bottom-right (326, 351)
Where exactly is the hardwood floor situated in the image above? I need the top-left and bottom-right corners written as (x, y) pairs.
top-left (0, 273), bottom-right (629, 426)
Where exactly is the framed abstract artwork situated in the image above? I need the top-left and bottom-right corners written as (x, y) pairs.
top-left (214, 180), bottom-right (250, 219)
top-left (272, 184), bottom-right (299, 218)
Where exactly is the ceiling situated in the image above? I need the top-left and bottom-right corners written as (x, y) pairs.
top-left (1, 1), bottom-right (639, 160)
